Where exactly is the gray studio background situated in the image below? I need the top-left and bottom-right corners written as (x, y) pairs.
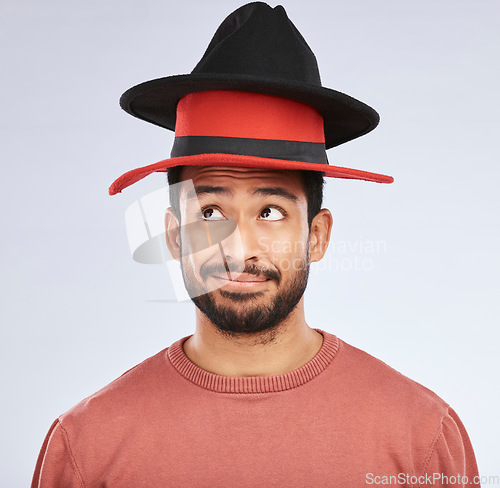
top-left (1, 0), bottom-right (499, 485)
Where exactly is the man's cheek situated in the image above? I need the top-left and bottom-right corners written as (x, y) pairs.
top-left (265, 237), bottom-right (308, 256)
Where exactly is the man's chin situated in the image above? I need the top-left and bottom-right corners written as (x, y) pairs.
top-left (190, 290), bottom-right (281, 334)
top-left (195, 288), bottom-right (273, 311)
top-left (218, 289), bottom-right (266, 302)
top-left (187, 276), bottom-right (275, 303)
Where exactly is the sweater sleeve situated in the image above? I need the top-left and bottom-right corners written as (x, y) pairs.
top-left (421, 407), bottom-right (480, 487)
top-left (31, 419), bottom-right (85, 488)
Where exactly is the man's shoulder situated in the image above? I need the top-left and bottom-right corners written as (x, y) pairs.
top-left (59, 344), bottom-right (174, 427)
top-left (334, 337), bottom-right (450, 416)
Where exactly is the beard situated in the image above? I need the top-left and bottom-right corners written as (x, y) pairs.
top-left (181, 253), bottom-right (310, 338)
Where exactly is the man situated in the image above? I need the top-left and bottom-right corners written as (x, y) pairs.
top-left (32, 3), bottom-right (479, 487)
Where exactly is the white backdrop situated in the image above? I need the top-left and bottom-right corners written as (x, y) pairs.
top-left (1, 0), bottom-right (499, 485)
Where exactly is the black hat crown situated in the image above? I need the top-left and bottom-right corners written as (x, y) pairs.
top-left (120, 2), bottom-right (379, 148)
top-left (193, 2), bottom-right (321, 85)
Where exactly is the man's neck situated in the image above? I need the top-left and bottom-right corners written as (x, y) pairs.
top-left (182, 301), bottom-right (323, 377)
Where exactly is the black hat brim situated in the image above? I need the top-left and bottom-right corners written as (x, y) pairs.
top-left (119, 73), bottom-right (380, 149)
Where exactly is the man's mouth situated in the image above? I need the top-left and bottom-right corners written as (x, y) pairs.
top-left (210, 272), bottom-right (271, 289)
top-left (200, 262), bottom-right (281, 286)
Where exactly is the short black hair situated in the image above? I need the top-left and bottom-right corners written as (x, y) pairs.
top-left (167, 166), bottom-right (324, 229)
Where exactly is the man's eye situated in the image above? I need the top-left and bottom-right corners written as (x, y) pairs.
top-left (202, 207), bottom-right (225, 221)
top-left (259, 207), bottom-right (285, 221)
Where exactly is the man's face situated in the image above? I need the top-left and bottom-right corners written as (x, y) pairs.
top-left (175, 166), bottom-right (312, 337)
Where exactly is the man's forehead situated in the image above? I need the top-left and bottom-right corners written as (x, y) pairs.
top-left (179, 166), bottom-right (306, 192)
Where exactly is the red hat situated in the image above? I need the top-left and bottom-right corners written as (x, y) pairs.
top-left (110, 3), bottom-right (393, 196)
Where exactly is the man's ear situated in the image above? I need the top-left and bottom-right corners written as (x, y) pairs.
top-left (164, 208), bottom-right (181, 261)
top-left (309, 208), bottom-right (333, 263)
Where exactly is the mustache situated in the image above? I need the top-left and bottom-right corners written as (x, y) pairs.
top-left (200, 262), bottom-right (281, 284)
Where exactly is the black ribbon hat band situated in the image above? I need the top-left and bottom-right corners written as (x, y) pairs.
top-left (171, 136), bottom-right (328, 165)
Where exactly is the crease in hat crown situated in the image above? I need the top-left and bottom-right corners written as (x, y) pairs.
top-left (111, 2), bottom-right (393, 196)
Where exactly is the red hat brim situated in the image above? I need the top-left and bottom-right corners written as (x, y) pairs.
top-left (109, 153), bottom-right (393, 196)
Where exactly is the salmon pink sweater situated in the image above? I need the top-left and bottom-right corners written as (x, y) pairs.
top-left (32, 330), bottom-right (479, 487)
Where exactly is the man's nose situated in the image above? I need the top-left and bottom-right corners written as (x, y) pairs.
top-left (220, 219), bottom-right (263, 263)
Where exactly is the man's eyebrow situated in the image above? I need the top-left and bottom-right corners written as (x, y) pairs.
top-left (186, 185), bottom-right (233, 199)
top-left (251, 186), bottom-right (299, 202)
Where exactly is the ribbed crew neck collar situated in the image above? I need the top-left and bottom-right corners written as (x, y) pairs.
top-left (167, 329), bottom-right (339, 394)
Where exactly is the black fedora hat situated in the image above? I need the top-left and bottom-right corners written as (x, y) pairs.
top-left (110, 2), bottom-right (392, 195)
